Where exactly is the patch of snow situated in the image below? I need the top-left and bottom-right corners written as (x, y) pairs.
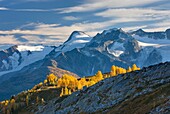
top-left (133, 35), bottom-right (170, 63)
top-left (18, 46), bottom-right (53, 68)
top-left (137, 41), bottom-right (158, 47)
top-left (17, 45), bottom-right (44, 52)
top-left (0, 46), bottom-right (54, 76)
top-left (134, 35), bottom-right (170, 47)
top-left (108, 42), bottom-right (125, 57)
top-left (2, 60), bottom-right (9, 69)
top-left (103, 28), bottom-right (119, 35)
top-left (55, 32), bottom-right (92, 52)
top-left (8, 52), bottom-right (20, 68)
top-left (72, 32), bottom-right (90, 39)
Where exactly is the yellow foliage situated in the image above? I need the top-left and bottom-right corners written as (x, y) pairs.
top-left (60, 88), bottom-right (64, 97)
top-left (68, 80), bottom-right (76, 90)
top-left (132, 64), bottom-right (140, 71)
top-left (77, 81), bottom-right (83, 90)
top-left (110, 71), bottom-right (116, 76)
top-left (58, 65), bottom-right (140, 97)
top-left (111, 65), bottom-right (116, 73)
top-left (95, 71), bottom-right (103, 82)
top-left (44, 79), bottom-right (47, 84)
top-left (68, 89), bottom-right (72, 95)
top-left (60, 87), bottom-right (72, 97)
top-left (57, 74), bottom-right (78, 90)
top-left (79, 78), bottom-right (87, 87)
top-left (127, 66), bottom-right (132, 72)
top-left (5, 100), bottom-right (9, 106)
top-left (47, 73), bottom-right (57, 85)
top-left (39, 82), bottom-right (43, 86)
top-left (57, 78), bottom-right (62, 87)
top-left (88, 81), bottom-right (96, 87)
top-left (64, 87), bottom-right (69, 95)
top-left (10, 99), bottom-right (15, 104)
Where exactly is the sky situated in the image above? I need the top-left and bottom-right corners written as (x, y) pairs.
top-left (0, 0), bottom-right (170, 46)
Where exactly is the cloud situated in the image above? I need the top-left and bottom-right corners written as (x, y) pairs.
top-left (0, 20), bottom-right (134, 38)
top-left (0, 35), bottom-right (21, 45)
top-left (20, 35), bottom-right (61, 45)
top-left (63, 16), bottom-right (79, 21)
top-left (96, 8), bottom-right (169, 17)
top-left (0, 22), bottom-right (111, 44)
top-left (0, 13), bottom-right (169, 41)
top-left (142, 19), bottom-right (170, 32)
top-left (123, 25), bottom-right (148, 32)
top-left (95, 8), bottom-right (170, 21)
top-left (0, 7), bottom-right (9, 10)
top-left (5, 8), bottom-right (61, 12)
top-left (0, 7), bottom-right (58, 12)
top-left (0, 7), bottom-right (49, 12)
top-left (95, 8), bottom-right (170, 30)
top-left (57, 0), bottom-right (162, 13)
top-left (0, 18), bottom-right (169, 46)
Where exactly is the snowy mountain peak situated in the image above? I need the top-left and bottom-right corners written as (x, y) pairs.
top-left (88, 28), bottom-right (133, 48)
top-left (66, 31), bottom-right (91, 43)
top-left (56, 31), bottom-right (92, 52)
top-left (102, 28), bottom-right (120, 35)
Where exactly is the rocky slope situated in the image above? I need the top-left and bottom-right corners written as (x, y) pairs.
top-left (36, 62), bottom-right (170, 114)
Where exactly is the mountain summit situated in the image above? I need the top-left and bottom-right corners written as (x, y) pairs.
top-left (56, 31), bottom-right (92, 52)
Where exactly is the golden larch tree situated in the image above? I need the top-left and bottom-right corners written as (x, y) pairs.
top-left (95, 70), bottom-right (103, 82)
top-left (47, 73), bottom-right (57, 85)
top-left (127, 66), bottom-right (132, 72)
top-left (132, 64), bottom-right (140, 71)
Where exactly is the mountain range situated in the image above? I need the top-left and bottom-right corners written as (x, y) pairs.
top-left (0, 28), bottom-right (170, 101)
